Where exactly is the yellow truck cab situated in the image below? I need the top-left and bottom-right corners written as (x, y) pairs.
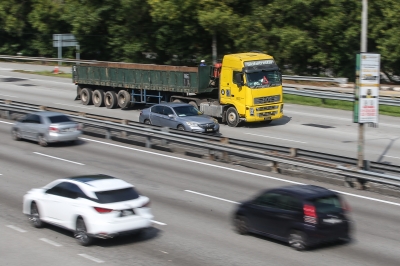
top-left (213, 52), bottom-right (283, 126)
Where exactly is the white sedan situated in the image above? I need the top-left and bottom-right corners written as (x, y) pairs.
top-left (23, 175), bottom-right (153, 246)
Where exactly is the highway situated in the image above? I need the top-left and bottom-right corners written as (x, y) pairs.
top-left (1, 63), bottom-right (400, 167)
top-left (1, 120), bottom-right (400, 265)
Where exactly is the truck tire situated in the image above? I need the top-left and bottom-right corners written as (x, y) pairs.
top-left (104, 91), bottom-right (118, 109)
top-left (188, 101), bottom-right (198, 108)
top-left (81, 88), bottom-right (93, 105)
top-left (172, 99), bottom-right (182, 103)
top-left (117, 90), bottom-right (131, 109)
top-left (93, 89), bottom-right (105, 107)
top-left (226, 107), bottom-right (240, 127)
top-left (75, 86), bottom-right (82, 100)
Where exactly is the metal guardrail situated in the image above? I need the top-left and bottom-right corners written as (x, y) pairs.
top-left (1, 99), bottom-right (400, 192)
top-left (283, 86), bottom-right (400, 107)
top-left (282, 75), bottom-right (348, 84)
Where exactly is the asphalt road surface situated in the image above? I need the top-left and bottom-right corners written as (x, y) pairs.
top-left (1, 63), bottom-right (400, 167)
top-left (1, 120), bottom-right (400, 265)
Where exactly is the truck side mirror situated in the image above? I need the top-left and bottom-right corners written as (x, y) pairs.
top-left (234, 73), bottom-right (243, 86)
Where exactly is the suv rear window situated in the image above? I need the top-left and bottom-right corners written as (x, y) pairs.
top-left (311, 195), bottom-right (341, 214)
top-left (48, 115), bottom-right (72, 123)
top-left (95, 187), bottom-right (139, 203)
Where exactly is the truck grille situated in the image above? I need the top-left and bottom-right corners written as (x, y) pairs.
top-left (256, 105), bottom-right (278, 111)
top-left (254, 95), bottom-right (280, 105)
top-left (258, 111), bottom-right (277, 117)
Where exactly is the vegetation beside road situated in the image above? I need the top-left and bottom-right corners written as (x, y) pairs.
top-left (12, 70), bottom-right (72, 79)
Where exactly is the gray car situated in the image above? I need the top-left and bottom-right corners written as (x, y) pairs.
top-left (11, 111), bottom-right (82, 146)
top-left (139, 103), bottom-right (220, 133)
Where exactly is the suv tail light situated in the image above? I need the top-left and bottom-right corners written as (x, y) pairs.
top-left (49, 126), bottom-right (59, 133)
top-left (303, 204), bottom-right (317, 224)
top-left (341, 200), bottom-right (351, 212)
top-left (94, 207), bottom-right (113, 213)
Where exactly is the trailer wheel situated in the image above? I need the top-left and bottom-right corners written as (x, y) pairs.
top-left (75, 86), bottom-right (82, 100)
top-left (81, 88), bottom-right (93, 105)
top-left (188, 101), bottom-right (198, 108)
top-left (226, 107), bottom-right (240, 127)
top-left (104, 91), bottom-right (118, 109)
top-left (117, 90), bottom-right (131, 109)
top-left (172, 99), bottom-right (182, 103)
top-left (93, 90), bottom-right (105, 107)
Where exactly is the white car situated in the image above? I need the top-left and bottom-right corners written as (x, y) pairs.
top-left (23, 175), bottom-right (153, 246)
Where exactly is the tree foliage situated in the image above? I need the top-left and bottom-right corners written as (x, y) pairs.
top-left (0, 0), bottom-right (399, 80)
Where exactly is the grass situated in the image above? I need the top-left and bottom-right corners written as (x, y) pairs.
top-left (13, 70), bottom-right (72, 79)
top-left (284, 94), bottom-right (400, 117)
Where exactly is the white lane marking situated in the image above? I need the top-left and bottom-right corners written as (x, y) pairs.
top-left (40, 238), bottom-right (62, 247)
top-left (245, 133), bottom-right (307, 144)
top-left (152, 220), bottom-right (167, 226)
top-left (78, 254), bottom-right (104, 263)
top-left (159, 250), bottom-right (169, 254)
top-left (185, 190), bottom-right (239, 204)
top-left (33, 152), bottom-right (85, 165)
top-left (0, 93), bottom-right (18, 98)
top-left (0, 120), bottom-right (13, 124)
top-left (7, 225), bottom-right (27, 232)
top-left (81, 137), bottom-right (400, 207)
top-left (285, 109), bottom-right (400, 129)
top-left (55, 103), bottom-right (93, 109)
top-left (0, 68), bottom-right (14, 71)
top-left (384, 155), bottom-right (400, 160)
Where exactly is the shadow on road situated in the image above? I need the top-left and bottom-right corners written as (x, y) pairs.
top-left (241, 115), bottom-right (292, 129)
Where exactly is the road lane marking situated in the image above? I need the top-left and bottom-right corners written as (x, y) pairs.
top-left (151, 220), bottom-right (167, 225)
top-left (185, 190), bottom-right (239, 204)
top-left (0, 93), bottom-right (18, 98)
top-left (0, 120), bottom-right (13, 124)
top-left (7, 225), bottom-right (27, 232)
top-left (81, 138), bottom-right (400, 207)
top-left (55, 103), bottom-right (93, 109)
top-left (384, 155), bottom-right (400, 160)
top-left (78, 254), bottom-right (104, 263)
top-left (40, 238), bottom-right (62, 247)
top-left (33, 152), bottom-right (85, 165)
top-left (245, 133), bottom-right (307, 144)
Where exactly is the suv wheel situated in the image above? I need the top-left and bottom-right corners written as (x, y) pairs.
top-left (30, 202), bottom-right (44, 228)
top-left (288, 230), bottom-right (307, 251)
top-left (75, 218), bottom-right (93, 246)
top-left (235, 216), bottom-right (249, 235)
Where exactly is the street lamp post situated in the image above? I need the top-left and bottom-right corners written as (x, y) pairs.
top-left (358, 0), bottom-right (368, 169)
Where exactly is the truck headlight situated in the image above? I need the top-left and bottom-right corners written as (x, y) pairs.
top-left (249, 108), bottom-right (254, 116)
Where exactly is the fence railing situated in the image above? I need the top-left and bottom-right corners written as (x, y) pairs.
top-left (1, 99), bottom-right (400, 195)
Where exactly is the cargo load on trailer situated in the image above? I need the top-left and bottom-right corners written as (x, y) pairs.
top-left (73, 52), bottom-right (284, 127)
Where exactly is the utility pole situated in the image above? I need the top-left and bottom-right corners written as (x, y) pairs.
top-left (358, 0), bottom-right (368, 169)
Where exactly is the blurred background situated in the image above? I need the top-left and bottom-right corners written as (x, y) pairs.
top-left (0, 0), bottom-right (399, 81)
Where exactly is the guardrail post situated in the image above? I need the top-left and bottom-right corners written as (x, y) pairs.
top-left (222, 151), bottom-right (230, 163)
top-left (105, 128), bottom-right (111, 139)
top-left (145, 137), bottom-right (152, 148)
top-left (363, 160), bottom-right (370, 171)
top-left (39, 106), bottom-right (47, 111)
top-left (121, 119), bottom-right (129, 138)
top-left (271, 161), bottom-right (278, 173)
top-left (290, 148), bottom-right (297, 157)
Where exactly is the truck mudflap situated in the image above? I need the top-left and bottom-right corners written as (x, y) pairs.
top-left (75, 85), bottom-right (81, 100)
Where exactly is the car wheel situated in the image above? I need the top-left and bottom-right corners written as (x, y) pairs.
top-left (144, 119), bottom-right (151, 125)
top-left (288, 230), bottom-right (308, 251)
top-left (12, 129), bottom-right (21, 141)
top-left (226, 107), bottom-right (240, 127)
top-left (75, 218), bottom-right (93, 246)
top-left (38, 135), bottom-right (48, 147)
top-left (177, 125), bottom-right (185, 131)
top-left (30, 202), bottom-right (44, 228)
top-left (235, 215), bottom-right (249, 235)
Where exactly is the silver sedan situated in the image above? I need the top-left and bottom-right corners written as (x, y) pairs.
top-left (139, 102), bottom-right (220, 134)
top-left (11, 111), bottom-right (82, 146)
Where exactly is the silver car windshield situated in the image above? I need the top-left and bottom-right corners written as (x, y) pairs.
top-left (246, 70), bottom-right (282, 89)
top-left (173, 106), bottom-right (202, 117)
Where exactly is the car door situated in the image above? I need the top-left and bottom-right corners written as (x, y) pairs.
top-left (149, 105), bottom-right (163, 126)
top-left (161, 106), bottom-right (179, 128)
top-left (43, 182), bottom-right (74, 225)
top-left (57, 183), bottom-right (86, 229)
top-left (24, 114), bottom-right (42, 140)
top-left (17, 115), bottom-right (30, 138)
top-left (245, 192), bottom-right (281, 234)
top-left (270, 194), bottom-right (303, 238)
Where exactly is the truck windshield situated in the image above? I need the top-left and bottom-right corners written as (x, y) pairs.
top-left (246, 70), bottom-right (282, 89)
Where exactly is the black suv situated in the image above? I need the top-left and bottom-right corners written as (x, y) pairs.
top-left (233, 185), bottom-right (352, 251)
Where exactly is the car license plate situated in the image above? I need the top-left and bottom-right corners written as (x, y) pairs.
top-left (120, 209), bottom-right (134, 217)
top-left (323, 218), bottom-right (342, 224)
top-left (62, 128), bottom-right (76, 132)
top-left (206, 128), bottom-right (214, 132)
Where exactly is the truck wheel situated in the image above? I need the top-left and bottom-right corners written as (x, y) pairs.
top-left (104, 91), bottom-right (118, 109)
top-left (188, 101), bottom-right (198, 108)
top-left (81, 88), bottom-right (93, 105)
top-left (172, 99), bottom-right (182, 103)
top-left (93, 90), bottom-right (105, 107)
top-left (226, 107), bottom-right (240, 127)
top-left (117, 90), bottom-right (131, 109)
top-left (75, 86), bottom-right (82, 100)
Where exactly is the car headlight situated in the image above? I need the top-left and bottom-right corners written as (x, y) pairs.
top-left (212, 118), bottom-right (218, 124)
top-left (185, 122), bottom-right (199, 127)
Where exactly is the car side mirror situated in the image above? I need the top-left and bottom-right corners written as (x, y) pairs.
top-left (234, 73), bottom-right (244, 87)
top-left (168, 114), bottom-right (175, 119)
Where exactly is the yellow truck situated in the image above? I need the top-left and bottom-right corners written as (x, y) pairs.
top-left (73, 51), bottom-right (283, 127)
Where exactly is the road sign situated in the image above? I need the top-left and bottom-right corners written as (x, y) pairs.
top-left (53, 34), bottom-right (78, 47)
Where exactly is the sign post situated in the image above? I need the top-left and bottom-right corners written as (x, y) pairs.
top-left (53, 34), bottom-right (79, 66)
